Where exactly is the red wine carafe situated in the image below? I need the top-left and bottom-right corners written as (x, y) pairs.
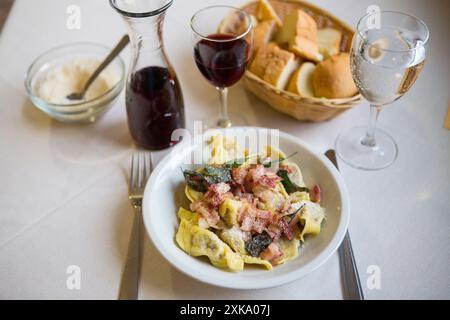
top-left (110, 0), bottom-right (185, 150)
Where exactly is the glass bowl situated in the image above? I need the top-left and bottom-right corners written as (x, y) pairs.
top-left (25, 42), bottom-right (126, 123)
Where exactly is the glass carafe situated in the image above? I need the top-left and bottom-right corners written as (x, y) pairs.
top-left (110, 0), bottom-right (185, 150)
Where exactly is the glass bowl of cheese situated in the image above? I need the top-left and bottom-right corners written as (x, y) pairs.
top-left (25, 42), bottom-right (126, 123)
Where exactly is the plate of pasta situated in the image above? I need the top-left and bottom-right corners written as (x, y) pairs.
top-left (143, 127), bottom-right (349, 289)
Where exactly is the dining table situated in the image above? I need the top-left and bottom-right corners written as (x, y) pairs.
top-left (0, 0), bottom-right (449, 300)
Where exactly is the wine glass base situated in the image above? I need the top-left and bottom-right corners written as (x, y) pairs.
top-left (335, 126), bottom-right (398, 171)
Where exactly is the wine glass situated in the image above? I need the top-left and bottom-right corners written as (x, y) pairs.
top-left (335, 11), bottom-right (429, 170)
top-left (191, 5), bottom-right (253, 128)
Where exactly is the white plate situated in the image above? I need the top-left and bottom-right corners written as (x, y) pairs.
top-left (143, 127), bottom-right (350, 289)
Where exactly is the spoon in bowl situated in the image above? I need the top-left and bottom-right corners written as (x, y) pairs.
top-left (66, 35), bottom-right (129, 101)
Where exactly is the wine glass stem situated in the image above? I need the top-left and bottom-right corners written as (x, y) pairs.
top-left (217, 87), bottom-right (231, 128)
top-left (361, 104), bottom-right (382, 148)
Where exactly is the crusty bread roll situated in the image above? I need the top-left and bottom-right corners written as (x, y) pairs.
top-left (253, 20), bottom-right (277, 53)
top-left (287, 62), bottom-right (316, 97)
top-left (276, 10), bottom-right (322, 62)
top-left (257, 0), bottom-right (283, 27)
top-left (250, 43), bottom-right (300, 90)
top-left (317, 28), bottom-right (342, 59)
top-left (312, 53), bottom-right (358, 99)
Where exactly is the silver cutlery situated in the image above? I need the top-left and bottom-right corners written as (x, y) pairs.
top-left (325, 149), bottom-right (365, 300)
top-left (118, 152), bottom-right (153, 300)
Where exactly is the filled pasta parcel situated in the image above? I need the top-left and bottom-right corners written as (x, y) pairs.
top-left (176, 135), bottom-right (326, 271)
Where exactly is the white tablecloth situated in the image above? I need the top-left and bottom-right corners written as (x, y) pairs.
top-left (0, 0), bottom-right (448, 300)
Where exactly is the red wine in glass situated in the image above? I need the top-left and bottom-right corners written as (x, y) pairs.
top-left (194, 33), bottom-right (250, 88)
top-left (126, 66), bottom-right (185, 150)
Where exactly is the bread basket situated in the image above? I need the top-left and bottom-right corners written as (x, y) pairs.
top-left (220, 0), bottom-right (363, 122)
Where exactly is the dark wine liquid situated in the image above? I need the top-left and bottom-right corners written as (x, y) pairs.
top-left (194, 33), bottom-right (250, 88)
top-left (126, 66), bottom-right (185, 150)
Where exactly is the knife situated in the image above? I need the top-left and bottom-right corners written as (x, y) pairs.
top-left (325, 150), bottom-right (365, 300)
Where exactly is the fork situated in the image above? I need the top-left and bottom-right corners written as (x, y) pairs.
top-left (118, 152), bottom-right (153, 300)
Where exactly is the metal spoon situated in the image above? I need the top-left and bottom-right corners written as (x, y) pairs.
top-left (66, 35), bottom-right (129, 101)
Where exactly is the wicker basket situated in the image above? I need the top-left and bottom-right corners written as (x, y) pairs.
top-left (220, 0), bottom-right (363, 122)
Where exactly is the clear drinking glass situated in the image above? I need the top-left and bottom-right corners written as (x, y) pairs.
top-left (335, 11), bottom-right (429, 170)
top-left (191, 6), bottom-right (253, 128)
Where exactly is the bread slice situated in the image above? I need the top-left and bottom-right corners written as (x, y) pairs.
top-left (253, 20), bottom-right (277, 53)
top-left (287, 62), bottom-right (316, 97)
top-left (317, 28), bottom-right (342, 59)
top-left (250, 43), bottom-right (300, 90)
top-left (290, 36), bottom-right (323, 62)
top-left (249, 43), bottom-right (277, 78)
top-left (265, 56), bottom-right (300, 90)
top-left (277, 9), bottom-right (317, 44)
top-left (276, 9), bottom-right (322, 62)
top-left (257, 0), bottom-right (283, 27)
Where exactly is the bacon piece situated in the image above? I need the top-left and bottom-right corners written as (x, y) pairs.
top-left (252, 185), bottom-right (274, 202)
top-left (249, 164), bottom-right (265, 182)
top-left (266, 223), bottom-right (282, 241)
top-left (278, 217), bottom-right (293, 240)
top-left (204, 182), bottom-right (231, 207)
top-left (260, 243), bottom-right (283, 264)
top-left (281, 198), bottom-right (292, 213)
top-left (238, 204), bottom-right (274, 234)
top-left (240, 214), bottom-right (254, 232)
top-left (311, 185), bottom-right (321, 203)
top-left (246, 165), bottom-right (281, 189)
top-left (266, 215), bottom-right (294, 241)
top-left (210, 182), bottom-right (231, 194)
top-left (256, 209), bottom-right (272, 220)
top-left (258, 174), bottom-right (281, 189)
top-left (190, 201), bottom-right (220, 227)
top-left (233, 187), bottom-right (255, 203)
top-left (253, 185), bottom-right (284, 211)
top-left (231, 167), bottom-right (248, 185)
top-left (252, 219), bottom-right (266, 234)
